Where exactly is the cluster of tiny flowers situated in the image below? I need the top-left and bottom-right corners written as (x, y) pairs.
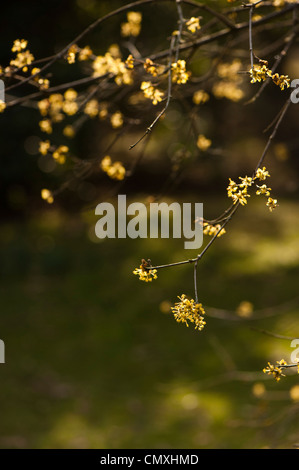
top-left (140, 81), bottom-right (164, 105)
top-left (186, 17), bottom-right (201, 33)
top-left (227, 167), bottom-right (278, 211)
top-left (38, 89), bottom-right (79, 134)
top-left (66, 44), bottom-right (93, 64)
top-left (249, 62), bottom-right (290, 90)
top-left (203, 222), bottom-right (226, 237)
top-left (196, 134), bottom-right (212, 151)
top-left (110, 111), bottom-right (124, 128)
top-left (41, 188), bottom-right (54, 204)
top-left (121, 11), bottom-right (142, 37)
top-left (0, 100), bottom-right (6, 113)
top-left (213, 59), bottom-right (244, 102)
top-left (143, 58), bottom-right (162, 77)
top-left (39, 140), bottom-right (51, 155)
top-left (171, 295), bottom-right (206, 331)
top-left (10, 39), bottom-right (34, 72)
top-left (193, 90), bottom-right (209, 105)
top-left (263, 359), bottom-right (288, 382)
top-left (92, 52), bottom-right (133, 86)
top-left (100, 156), bottom-right (126, 181)
top-left (171, 60), bottom-right (190, 84)
top-left (52, 145), bottom-right (69, 164)
top-left (133, 265), bottom-right (158, 282)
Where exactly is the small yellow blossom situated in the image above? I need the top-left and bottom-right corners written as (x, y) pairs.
top-left (63, 125), bottom-right (75, 138)
top-left (11, 39), bottom-right (28, 52)
top-left (256, 184), bottom-right (271, 196)
top-left (249, 63), bottom-right (272, 83)
top-left (39, 119), bottom-right (53, 134)
top-left (193, 90), bottom-right (209, 105)
top-left (62, 100), bottom-right (78, 116)
top-left (84, 99), bottom-right (99, 118)
top-left (41, 189), bottom-right (54, 204)
top-left (171, 60), bottom-right (190, 84)
top-left (263, 359), bottom-right (287, 381)
top-left (203, 222), bottom-right (226, 237)
top-left (133, 264), bottom-right (158, 282)
top-left (171, 294), bottom-right (206, 331)
top-left (98, 103), bottom-right (108, 120)
top-left (78, 45), bottom-right (93, 61)
top-left (0, 100), bottom-right (6, 113)
top-left (52, 145), bottom-right (69, 164)
top-left (186, 17), bottom-right (201, 33)
top-left (217, 59), bottom-right (242, 81)
top-left (197, 134), bottom-right (211, 151)
top-left (236, 300), bottom-right (253, 318)
top-left (66, 44), bottom-right (78, 64)
top-left (255, 166), bottom-right (270, 180)
top-left (101, 156), bottom-right (126, 180)
top-left (64, 88), bottom-right (77, 101)
top-left (38, 99), bottom-right (50, 116)
top-left (266, 197), bottom-right (279, 211)
top-left (92, 53), bottom-right (133, 85)
top-left (140, 82), bottom-right (164, 105)
top-left (290, 385), bottom-right (299, 402)
top-left (39, 140), bottom-right (51, 155)
top-left (143, 58), bottom-right (160, 77)
top-left (252, 382), bottom-right (266, 398)
top-left (140, 81), bottom-right (164, 105)
top-left (212, 81), bottom-right (244, 102)
top-left (227, 178), bottom-right (250, 205)
top-left (10, 50), bottom-right (35, 71)
top-left (110, 111), bottom-right (123, 128)
top-left (272, 72), bottom-right (290, 90)
top-left (125, 54), bottom-right (134, 69)
top-left (121, 11), bottom-right (142, 37)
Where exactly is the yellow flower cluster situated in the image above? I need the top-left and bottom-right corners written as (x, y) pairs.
top-left (84, 99), bottom-right (99, 118)
top-left (41, 189), bottom-right (54, 204)
top-left (193, 90), bottom-right (209, 105)
top-left (110, 111), bottom-right (124, 128)
top-left (213, 59), bottom-right (244, 102)
top-left (66, 44), bottom-right (93, 63)
top-left (140, 81), bottom-right (164, 105)
top-left (53, 145), bottom-right (69, 164)
top-left (171, 60), bottom-right (190, 84)
top-left (249, 62), bottom-right (290, 90)
top-left (92, 52), bottom-right (133, 86)
top-left (133, 265), bottom-right (158, 282)
top-left (10, 39), bottom-right (34, 72)
top-left (263, 359), bottom-right (287, 382)
top-left (30, 67), bottom-right (50, 89)
top-left (100, 156), bottom-right (126, 181)
top-left (143, 58), bottom-right (162, 77)
top-left (125, 54), bottom-right (135, 69)
top-left (186, 17), bottom-right (201, 33)
top-left (203, 222), bottom-right (226, 238)
top-left (171, 294), bottom-right (206, 331)
top-left (39, 140), bottom-right (51, 155)
top-left (0, 100), bottom-right (6, 113)
top-left (196, 134), bottom-right (211, 151)
top-left (227, 167), bottom-right (278, 211)
top-left (38, 89), bottom-right (79, 134)
top-left (121, 11), bottom-right (142, 37)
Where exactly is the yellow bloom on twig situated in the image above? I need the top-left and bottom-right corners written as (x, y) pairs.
top-left (171, 294), bottom-right (206, 331)
top-left (133, 264), bottom-right (158, 282)
top-left (186, 17), bottom-right (201, 33)
top-left (263, 359), bottom-right (287, 382)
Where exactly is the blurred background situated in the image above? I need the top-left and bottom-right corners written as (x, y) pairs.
top-left (0, 0), bottom-right (299, 449)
